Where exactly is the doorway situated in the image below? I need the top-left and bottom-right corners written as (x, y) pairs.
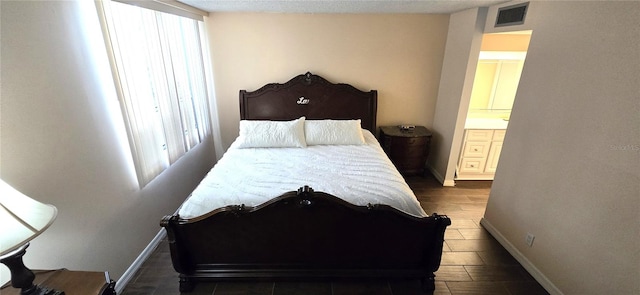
top-left (455, 31), bottom-right (532, 181)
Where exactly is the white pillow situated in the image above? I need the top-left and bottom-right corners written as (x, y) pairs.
top-left (305, 119), bottom-right (366, 145)
top-left (236, 117), bottom-right (307, 148)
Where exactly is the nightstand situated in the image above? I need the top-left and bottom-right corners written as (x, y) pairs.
top-left (379, 126), bottom-right (432, 176)
top-left (0, 269), bottom-right (116, 295)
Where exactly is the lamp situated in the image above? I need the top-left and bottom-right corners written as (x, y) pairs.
top-left (0, 179), bottom-right (64, 295)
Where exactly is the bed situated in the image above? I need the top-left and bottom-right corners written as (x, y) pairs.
top-left (160, 72), bottom-right (451, 292)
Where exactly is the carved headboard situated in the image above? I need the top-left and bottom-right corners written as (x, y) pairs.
top-left (239, 72), bottom-right (378, 132)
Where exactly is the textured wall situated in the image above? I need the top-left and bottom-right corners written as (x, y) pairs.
top-left (0, 0), bottom-right (216, 284)
top-left (483, 1), bottom-right (640, 294)
top-left (206, 13), bottom-right (449, 150)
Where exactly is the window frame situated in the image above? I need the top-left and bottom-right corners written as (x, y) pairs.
top-left (96, 0), bottom-right (212, 187)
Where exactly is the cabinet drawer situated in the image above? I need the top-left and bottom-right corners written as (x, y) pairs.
top-left (466, 130), bottom-right (494, 141)
top-left (459, 158), bottom-right (487, 173)
top-left (461, 141), bottom-right (491, 158)
top-left (492, 130), bottom-right (506, 141)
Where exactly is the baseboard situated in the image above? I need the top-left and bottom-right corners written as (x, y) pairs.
top-left (426, 165), bottom-right (456, 187)
top-left (442, 179), bottom-right (456, 187)
top-left (479, 218), bottom-right (563, 295)
top-left (455, 175), bottom-right (495, 181)
top-left (115, 229), bottom-right (166, 294)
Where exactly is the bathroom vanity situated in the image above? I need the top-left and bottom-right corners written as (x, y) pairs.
top-left (456, 118), bottom-right (508, 180)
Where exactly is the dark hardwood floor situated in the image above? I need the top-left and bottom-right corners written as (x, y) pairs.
top-left (121, 174), bottom-right (549, 295)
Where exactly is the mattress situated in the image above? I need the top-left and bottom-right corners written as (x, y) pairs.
top-left (178, 130), bottom-right (427, 219)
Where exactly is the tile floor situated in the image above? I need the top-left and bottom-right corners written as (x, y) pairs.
top-left (121, 174), bottom-right (549, 295)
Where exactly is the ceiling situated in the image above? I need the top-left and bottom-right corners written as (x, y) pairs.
top-left (177, 0), bottom-right (512, 14)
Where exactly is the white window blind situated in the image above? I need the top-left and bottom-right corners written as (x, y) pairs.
top-left (99, 0), bottom-right (211, 187)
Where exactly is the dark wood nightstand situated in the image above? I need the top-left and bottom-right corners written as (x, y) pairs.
top-left (379, 126), bottom-right (432, 176)
top-left (0, 269), bottom-right (116, 295)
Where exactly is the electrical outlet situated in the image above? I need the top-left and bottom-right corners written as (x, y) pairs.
top-left (525, 233), bottom-right (535, 247)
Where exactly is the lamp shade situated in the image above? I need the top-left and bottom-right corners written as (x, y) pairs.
top-left (0, 180), bottom-right (57, 257)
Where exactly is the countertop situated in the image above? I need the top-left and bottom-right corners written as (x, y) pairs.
top-left (464, 118), bottom-right (509, 130)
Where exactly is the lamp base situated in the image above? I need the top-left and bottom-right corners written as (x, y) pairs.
top-left (0, 243), bottom-right (65, 295)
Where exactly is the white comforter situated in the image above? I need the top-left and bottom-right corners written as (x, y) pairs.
top-left (178, 130), bottom-right (427, 219)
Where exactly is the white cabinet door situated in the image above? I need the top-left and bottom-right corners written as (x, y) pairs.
top-left (485, 142), bottom-right (503, 173)
top-left (492, 130), bottom-right (506, 142)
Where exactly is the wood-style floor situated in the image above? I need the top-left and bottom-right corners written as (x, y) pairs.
top-left (121, 174), bottom-right (549, 295)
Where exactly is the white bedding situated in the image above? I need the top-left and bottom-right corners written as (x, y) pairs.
top-left (178, 130), bottom-right (427, 219)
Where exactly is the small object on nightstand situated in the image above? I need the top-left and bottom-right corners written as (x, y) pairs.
top-left (379, 126), bottom-right (432, 176)
top-left (398, 125), bottom-right (415, 132)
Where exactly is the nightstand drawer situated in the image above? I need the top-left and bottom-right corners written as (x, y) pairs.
top-left (394, 161), bottom-right (425, 174)
top-left (389, 137), bottom-right (428, 158)
top-left (392, 154), bottom-right (425, 164)
top-left (398, 136), bottom-right (428, 146)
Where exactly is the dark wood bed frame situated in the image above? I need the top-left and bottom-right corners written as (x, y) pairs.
top-left (160, 72), bottom-right (451, 293)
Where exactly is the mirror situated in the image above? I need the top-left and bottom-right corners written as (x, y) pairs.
top-left (468, 51), bottom-right (526, 119)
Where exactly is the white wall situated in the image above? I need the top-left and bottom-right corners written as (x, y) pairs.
top-left (206, 13), bottom-right (449, 149)
top-left (428, 7), bottom-right (486, 186)
top-left (482, 1), bottom-right (640, 294)
top-left (0, 0), bottom-right (216, 284)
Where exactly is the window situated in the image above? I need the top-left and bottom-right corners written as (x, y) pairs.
top-left (98, 1), bottom-right (211, 187)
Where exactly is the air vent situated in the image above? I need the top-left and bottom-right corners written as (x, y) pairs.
top-left (495, 2), bottom-right (528, 27)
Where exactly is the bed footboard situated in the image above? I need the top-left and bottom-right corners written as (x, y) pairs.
top-left (160, 186), bottom-right (450, 292)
